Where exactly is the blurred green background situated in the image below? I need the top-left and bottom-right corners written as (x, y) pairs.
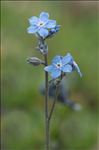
top-left (1, 1), bottom-right (99, 150)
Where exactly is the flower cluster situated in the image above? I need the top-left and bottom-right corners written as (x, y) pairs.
top-left (27, 12), bottom-right (60, 39)
top-left (27, 12), bottom-right (82, 79)
top-left (44, 53), bottom-right (82, 79)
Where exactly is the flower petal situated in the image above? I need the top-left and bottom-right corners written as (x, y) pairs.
top-left (38, 28), bottom-right (48, 38)
top-left (27, 26), bottom-right (38, 33)
top-left (61, 64), bottom-right (72, 73)
top-left (46, 20), bottom-right (56, 28)
top-left (73, 61), bottom-right (82, 77)
top-left (44, 65), bottom-right (54, 73)
top-left (51, 69), bottom-right (61, 79)
top-left (29, 16), bottom-right (39, 25)
top-left (40, 12), bottom-right (49, 22)
top-left (62, 53), bottom-right (73, 65)
top-left (52, 55), bottom-right (62, 64)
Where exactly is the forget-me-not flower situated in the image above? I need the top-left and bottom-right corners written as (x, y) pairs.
top-left (27, 12), bottom-right (57, 38)
top-left (46, 25), bottom-right (61, 38)
top-left (44, 54), bottom-right (73, 79)
top-left (66, 53), bottom-right (82, 77)
top-left (44, 53), bottom-right (82, 79)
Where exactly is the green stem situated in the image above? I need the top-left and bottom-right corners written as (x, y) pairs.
top-left (44, 54), bottom-right (49, 150)
top-left (48, 85), bottom-right (59, 123)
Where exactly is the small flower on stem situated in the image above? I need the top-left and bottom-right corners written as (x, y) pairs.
top-left (27, 12), bottom-right (59, 39)
top-left (46, 25), bottom-right (61, 39)
top-left (67, 53), bottom-right (82, 77)
top-left (44, 54), bottom-right (72, 79)
top-left (44, 53), bottom-right (82, 79)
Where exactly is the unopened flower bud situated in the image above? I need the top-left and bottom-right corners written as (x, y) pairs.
top-left (27, 57), bottom-right (45, 66)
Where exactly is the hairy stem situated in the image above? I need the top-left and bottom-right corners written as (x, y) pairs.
top-left (44, 54), bottom-right (49, 150)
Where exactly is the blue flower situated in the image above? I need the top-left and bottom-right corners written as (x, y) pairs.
top-left (44, 53), bottom-right (82, 79)
top-left (44, 54), bottom-right (72, 79)
top-left (46, 25), bottom-right (61, 38)
top-left (66, 53), bottom-right (82, 77)
top-left (27, 12), bottom-right (56, 38)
